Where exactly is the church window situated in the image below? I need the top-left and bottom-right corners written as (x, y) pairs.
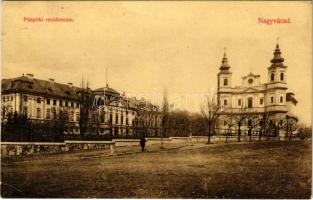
top-left (271, 73), bottom-right (275, 81)
top-left (110, 113), bottom-right (113, 124)
top-left (238, 99), bottom-right (242, 106)
top-left (260, 98), bottom-right (264, 105)
top-left (224, 121), bottom-right (227, 126)
top-left (271, 97), bottom-right (274, 103)
top-left (70, 111), bottom-right (74, 121)
top-left (248, 78), bottom-right (253, 84)
top-left (280, 73), bottom-right (284, 81)
top-left (76, 112), bottom-right (80, 121)
top-left (46, 98), bottom-right (50, 105)
top-left (23, 106), bottom-right (28, 116)
top-left (248, 97), bottom-right (253, 108)
top-left (37, 97), bottom-right (41, 104)
top-left (23, 96), bottom-right (28, 102)
top-left (46, 108), bottom-right (50, 119)
top-left (280, 96), bottom-right (283, 103)
top-left (224, 99), bottom-right (227, 105)
top-left (223, 78), bottom-right (228, 86)
top-left (37, 108), bottom-right (41, 118)
top-left (52, 108), bottom-right (56, 119)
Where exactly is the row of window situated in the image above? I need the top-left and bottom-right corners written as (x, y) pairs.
top-left (23, 96), bottom-right (79, 108)
top-left (2, 95), bottom-right (14, 102)
top-left (270, 72), bottom-right (284, 82)
top-left (223, 119), bottom-right (284, 127)
top-left (23, 107), bottom-right (80, 121)
top-left (223, 96), bottom-right (283, 107)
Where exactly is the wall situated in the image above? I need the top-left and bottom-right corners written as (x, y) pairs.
top-left (1, 135), bottom-right (285, 157)
top-left (1, 141), bottom-right (114, 157)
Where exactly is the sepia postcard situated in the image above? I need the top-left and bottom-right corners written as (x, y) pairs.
top-left (1, 0), bottom-right (312, 198)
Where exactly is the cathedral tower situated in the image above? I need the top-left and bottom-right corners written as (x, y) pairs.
top-left (217, 50), bottom-right (232, 108)
top-left (266, 43), bottom-right (288, 113)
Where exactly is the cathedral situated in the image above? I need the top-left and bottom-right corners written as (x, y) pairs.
top-left (217, 43), bottom-right (298, 138)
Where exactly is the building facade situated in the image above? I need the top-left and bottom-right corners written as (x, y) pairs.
top-left (217, 43), bottom-right (298, 137)
top-left (1, 74), bottom-right (161, 139)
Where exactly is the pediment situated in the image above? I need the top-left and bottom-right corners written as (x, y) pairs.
top-left (241, 87), bottom-right (261, 93)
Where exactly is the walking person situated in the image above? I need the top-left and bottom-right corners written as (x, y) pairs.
top-left (140, 135), bottom-right (147, 152)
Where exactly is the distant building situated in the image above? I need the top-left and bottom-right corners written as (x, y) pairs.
top-left (1, 74), bottom-right (161, 138)
top-left (217, 43), bottom-right (298, 137)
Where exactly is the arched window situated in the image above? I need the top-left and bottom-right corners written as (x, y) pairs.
top-left (280, 73), bottom-right (284, 81)
top-left (223, 78), bottom-right (228, 86)
top-left (36, 108), bottom-right (41, 118)
top-left (76, 112), bottom-right (80, 121)
top-left (248, 97), bottom-right (253, 108)
top-left (224, 99), bottom-right (227, 105)
top-left (271, 73), bottom-right (275, 81)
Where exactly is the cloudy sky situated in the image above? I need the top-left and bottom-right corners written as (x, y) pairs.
top-left (2, 1), bottom-right (312, 124)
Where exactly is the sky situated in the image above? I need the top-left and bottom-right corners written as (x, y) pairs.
top-left (2, 1), bottom-right (312, 125)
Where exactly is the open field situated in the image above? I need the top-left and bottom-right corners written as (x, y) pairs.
top-left (1, 141), bottom-right (311, 198)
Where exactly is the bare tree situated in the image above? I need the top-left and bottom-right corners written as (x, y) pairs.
top-left (259, 113), bottom-right (272, 141)
top-left (234, 105), bottom-right (249, 142)
top-left (201, 95), bottom-right (220, 144)
top-left (283, 116), bottom-right (298, 141)
top-left (224, 114), bottom-right (236, 143)
top-left (161, 92), bottom-right (170, 149)
top-left (246, 113), bottom-right (260, 142)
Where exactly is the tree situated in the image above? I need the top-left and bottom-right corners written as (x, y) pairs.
top-left (221, 114), bottom-right (236, 143)
top-left (79, 81), bottom-right (94, 136)
top-left (161, 93), bottom-right (170, 149)
top-left (190, 113), bottom-right (207, 136)
top-left (201, 95), bottom-right (220, 144)
top-left (259, 113), bottom-right (271, 141)
top-left (283, 116), bottom-right (298, 141)
top-left (234, 105), bottom-right (249, 142)
top-left (246, 113), bottom-right (260, 142)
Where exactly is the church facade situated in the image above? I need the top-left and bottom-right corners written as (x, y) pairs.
top-left (216, 43), bottom-right (298, 137)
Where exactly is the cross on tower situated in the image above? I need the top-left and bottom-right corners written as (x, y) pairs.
top-left (276, 37), bottom-right (280, 44)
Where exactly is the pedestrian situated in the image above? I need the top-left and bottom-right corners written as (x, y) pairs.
top-left (140, 135), bottom-right (147, 152)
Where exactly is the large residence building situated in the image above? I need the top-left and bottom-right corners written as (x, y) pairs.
top-left (217, 43), bottom-right (298, 136)
top-left (1, 74), bottom-right (161, 138)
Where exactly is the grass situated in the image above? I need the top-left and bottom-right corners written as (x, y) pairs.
top-left (1, 140), bottom-right (311, 198)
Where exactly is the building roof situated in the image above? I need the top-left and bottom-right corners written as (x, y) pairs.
top-left (93, 86), bottom-right (120, 95)
top-left (2, 75), bottom-right (81, 100)
top-left (2, 75), bottom-right (160, 111)
top-left (242, 72), bottom-right (260, 79)
top-left (269, 43), bottom-right (287, 69)
top-left (286, 92), bottom-right (298, 105)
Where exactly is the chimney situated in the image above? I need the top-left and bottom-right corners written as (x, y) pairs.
top-left (26, 73), bottom-right (34, 79)
top-left (67, 82), bottom-right (73, 87)
top-left (49, 78), bottom-right (55, 82)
